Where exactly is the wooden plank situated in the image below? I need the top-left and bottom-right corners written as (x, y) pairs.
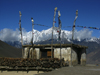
top-left (22, 44), bottom-right (88, 48)
top-left (47, 51), bottom-right (51, 56)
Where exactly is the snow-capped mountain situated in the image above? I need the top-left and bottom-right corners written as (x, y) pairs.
top-left (22, 28), bottom-right (100, 44)
top-left (21, 28), bottom-right (72, 44)
top-left (85, 37), bottom-right (100, 44)
top-left (0, 28), bottom-right (100, 46)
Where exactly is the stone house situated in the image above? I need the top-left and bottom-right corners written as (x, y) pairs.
top-left (23, 44), bottom-right (87, 66)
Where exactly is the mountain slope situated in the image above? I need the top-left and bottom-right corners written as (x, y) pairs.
top-left (87, 48), bottom-right (100, 64)
top-left (0, 40), bottom-right (22, 58)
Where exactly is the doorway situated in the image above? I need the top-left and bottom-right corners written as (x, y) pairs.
top-left (40, 49), bottom-right (54, 58)
top-left (74, 48), bottom-right (82, 64)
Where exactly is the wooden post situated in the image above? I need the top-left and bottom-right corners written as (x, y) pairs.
top-left (70, 10), bottom-right (78, 67)
top-left (51, 7), bottom-right (57, 58)
top-left (31, 17), bottom-right (34, 59)
top-left (19, 11), bottom-right (23, 58)
top-left (58, 10), bottom-right (62, 60)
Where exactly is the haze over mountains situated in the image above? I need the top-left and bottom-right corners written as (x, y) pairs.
top-left (0, 28), bottom-right (100, 64)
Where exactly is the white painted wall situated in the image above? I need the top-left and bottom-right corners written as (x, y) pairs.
top-left (23, 47), bottom-right (29, 58)
top-left (29, 48), bottom-right (33, 58)
top-left (23, 47), bottom-right (86, 65)
top-left (35, 48), bottom-right (40, 59)
top-left (54, 47), bottom-right (78, 63)
top-left (81, 53), bottom-right (86, 60)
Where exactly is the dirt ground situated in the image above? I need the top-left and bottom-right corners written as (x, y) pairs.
top-left (37, 65), bottom-right (100, 75)
top-left (0, 65), bottom-right (100, 75)
top-left (0, 71), bottom-right (44, 75)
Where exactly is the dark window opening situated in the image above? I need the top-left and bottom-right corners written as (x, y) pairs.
top-left (41, 51), bottom-right (47, 58)
top-left (40, 49), bottom-right (54, 58)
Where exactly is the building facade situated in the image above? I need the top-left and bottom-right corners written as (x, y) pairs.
top-left (23, 44), bottom-right (87, 66)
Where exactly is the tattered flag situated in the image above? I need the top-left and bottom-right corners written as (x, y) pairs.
top-left (73, 25), bottom-right (75, 27)
top-left (58, 17), bottom-right (62, 29)
top-left (75, 16), bottom-right (78, 19)
top-left (19, 20), bottom-right (21, 22)
top-left (19, 25), bottom-right (21, 31)
top-left (58, 11), bottom-right (61, 17)
top-left (58, 15), bottom-right (62, 40)
top-left (64, 25), bottom-right (100, 30)
top-left (57, 31), bottom-right (59, 33)
top-left (54, 21), bottom-right (56, 23)
top-left (84, 27), bottom-right (86, 28)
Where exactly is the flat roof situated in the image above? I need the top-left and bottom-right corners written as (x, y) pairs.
top-left (23, 44), bottom-right (88, 49)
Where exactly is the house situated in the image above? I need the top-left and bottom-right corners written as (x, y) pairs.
top-left (23, 44), bottom-right (87, 66)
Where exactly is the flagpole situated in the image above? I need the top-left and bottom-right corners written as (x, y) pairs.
top-left (70, 10), bottom-right (78, 67)
top-left (58, 11), bottom-right (62, 60)
top-left (31, 17), bottom-right (34, 59)
top-left (51, 7), bottom-right (57, 58)
top-left (19, 11), bottom-right (23, 58)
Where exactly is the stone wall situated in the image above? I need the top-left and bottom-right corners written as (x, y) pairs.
top-left (35, 48), bottom-right (40, 59)
top-left (54, 47), bottom-right (78, 66)
top-left (81, 49), bottom-right (86, 66)
top-left (23, 47), bottom-right (30, 58)
top-left (23, 47), bottom-right (40, 59)
top-left (23, 46), bottom-right (86, 66)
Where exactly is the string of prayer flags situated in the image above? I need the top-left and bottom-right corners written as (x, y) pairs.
top-left (63, 25), bottom-right (100, 30)
top-left (77, 25), bottom-right (100, 30)
top-left (34, 24), bottom-right (51, 28)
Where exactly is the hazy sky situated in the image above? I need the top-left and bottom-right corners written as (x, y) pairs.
top-left (0, 0), bottom-right (100, 38)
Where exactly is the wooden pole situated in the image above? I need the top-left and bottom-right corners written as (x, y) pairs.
top-left (51, 7), bottom-right (57, 58)
top-left (70, 10), bottom-right (78, 67)
top-left (58, 10), bottom-right (62, 60)
top-left (19, 11), bottom-right (23, 58)
top-left (31, 17), bottom-right (34, 59)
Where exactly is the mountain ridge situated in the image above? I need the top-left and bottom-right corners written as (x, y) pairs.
top-left (1, 28), bottom-right (99, 44)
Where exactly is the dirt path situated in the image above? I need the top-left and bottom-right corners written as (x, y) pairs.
top-left (37, 66), bottom-right (100, 75)
top-left (0, 71), bottom-right (44, 75)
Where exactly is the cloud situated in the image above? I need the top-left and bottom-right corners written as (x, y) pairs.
top-left (0, 28), bottom-right (20, 42)
top-left (74, 29), bottom-right (93, 40)
top-left (61, 29), bottom-right (93, 41)
top-left (0, 28), bottom-right (93, 43)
